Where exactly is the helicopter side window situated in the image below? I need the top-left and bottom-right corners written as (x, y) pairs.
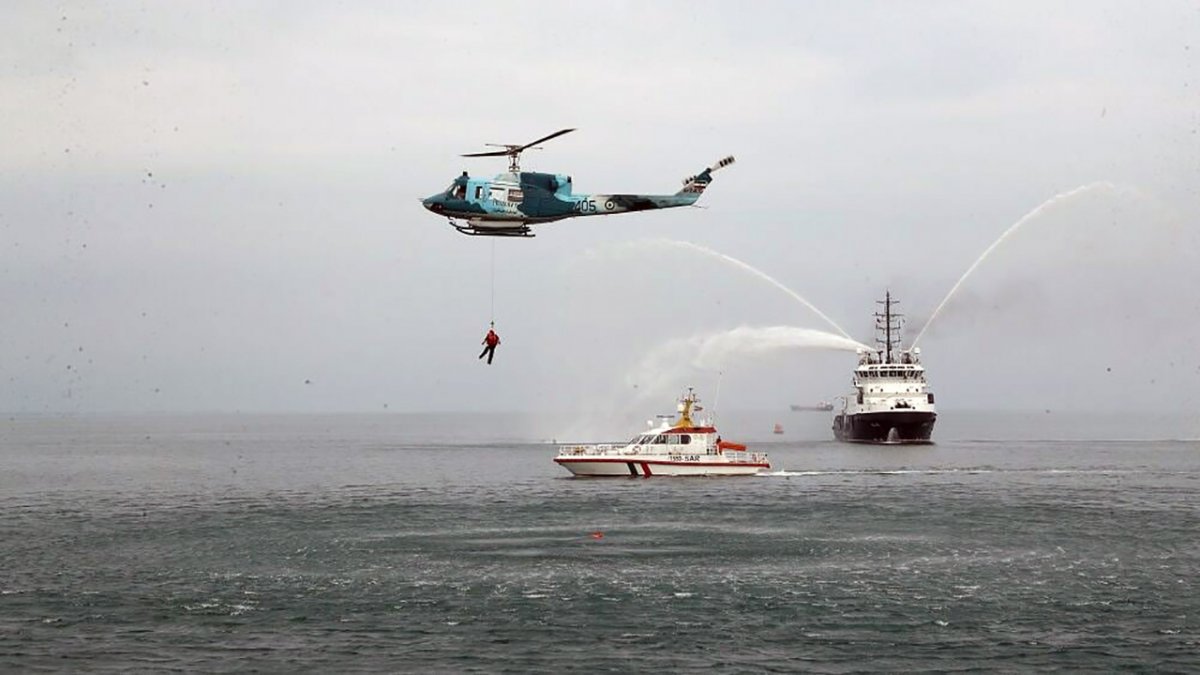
top-left (474, 186), bottom-right (483, 200)
top-left (507, 189), bottom-right (524, 203)
top-left (489, 186), bottom-right (505, 202)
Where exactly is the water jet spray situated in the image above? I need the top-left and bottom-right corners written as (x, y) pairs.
top-left (632, 239), bottom-right (855, 340)
top-left (913, 181), bottom-right (1117, 346)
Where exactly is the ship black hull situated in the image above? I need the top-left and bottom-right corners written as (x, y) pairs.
top-left (833, 411), bottom-right (936, 444)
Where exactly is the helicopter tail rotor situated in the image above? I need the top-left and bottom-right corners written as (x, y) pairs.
top-left (678, 155), bottom-right (736, 196)
top-left (681, 156), bottom-right (736, 185)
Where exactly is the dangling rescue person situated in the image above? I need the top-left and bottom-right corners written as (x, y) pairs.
top-left (479, 323), bottom-right (501, 365)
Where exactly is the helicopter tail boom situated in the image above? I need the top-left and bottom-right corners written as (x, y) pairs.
top-left (563, 155), bottom-right (736, 215)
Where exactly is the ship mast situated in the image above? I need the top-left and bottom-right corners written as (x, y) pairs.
top-left (874, 291), bottom-right (903, 364)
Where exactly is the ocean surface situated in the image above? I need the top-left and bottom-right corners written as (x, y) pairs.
top-left (1, 411), bottom-right (1197, 672)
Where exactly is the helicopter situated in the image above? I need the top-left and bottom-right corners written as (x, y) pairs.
top-left (421, 128), bottom-right (735, 237)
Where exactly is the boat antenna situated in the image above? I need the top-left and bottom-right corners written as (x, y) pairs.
top-left (712, 370), bottom-right (723, 425)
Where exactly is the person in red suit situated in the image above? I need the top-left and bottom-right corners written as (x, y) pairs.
top-left (479, 323), bottom-right (500, 365)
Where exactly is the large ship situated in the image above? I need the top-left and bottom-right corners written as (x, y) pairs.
top-left (832, 292), bottom-right (937, 444)
top-left (554, 389), bottom-right (770, 477)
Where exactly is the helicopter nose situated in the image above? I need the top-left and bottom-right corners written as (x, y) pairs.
top-left (421, 196), bottom-right (443, 212)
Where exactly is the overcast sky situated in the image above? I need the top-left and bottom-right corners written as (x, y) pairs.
top-left (2, 1), bottom-right (1198, 418)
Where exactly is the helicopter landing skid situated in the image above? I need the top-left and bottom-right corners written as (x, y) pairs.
top-left (449, 219), bottom-right (535, 238)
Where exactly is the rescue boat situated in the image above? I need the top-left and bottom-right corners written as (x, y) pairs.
top-left (553, 389), bottom-right (770, 477)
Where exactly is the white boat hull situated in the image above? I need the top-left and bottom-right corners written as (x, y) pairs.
top-left (554, 457), bottom-right (769, 477)
top-left (553, 389), bottom-right (768, 477)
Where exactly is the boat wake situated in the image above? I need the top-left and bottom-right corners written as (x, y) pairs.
top-left (757, 467), bottom-right (1160, 477)
top-left (756, 468), bottom-right (1013, 477)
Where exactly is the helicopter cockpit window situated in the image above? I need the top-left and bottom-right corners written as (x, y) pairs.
top-left (449, 184), bottom-right (466, 200)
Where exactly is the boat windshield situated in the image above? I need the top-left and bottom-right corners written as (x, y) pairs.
top-left (627, 434), bottom-right (668, 445)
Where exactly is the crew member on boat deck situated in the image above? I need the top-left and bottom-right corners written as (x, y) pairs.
top-left (478, 323), bottom-right (501, 365)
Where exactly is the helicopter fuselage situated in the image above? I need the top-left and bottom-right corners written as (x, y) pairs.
top-left (422, 170), bottom-right (708, 237)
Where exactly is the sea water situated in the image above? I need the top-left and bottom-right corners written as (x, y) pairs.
top-left (1, 412), bottom-right (1197, 672)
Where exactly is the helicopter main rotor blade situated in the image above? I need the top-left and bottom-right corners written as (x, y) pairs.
top-left (460, 128), bottom-right (575, 159)
top-left (461, 150), bottom-right (512, 158)
top-left (517, 128), bottom-right (575, 152)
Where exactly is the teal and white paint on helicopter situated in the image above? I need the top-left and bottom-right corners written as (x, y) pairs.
top-left (421, 129), bottom-right (734, 237)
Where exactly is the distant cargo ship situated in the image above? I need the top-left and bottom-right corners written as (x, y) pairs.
top-left (790, 401), bottom-right (834, 412)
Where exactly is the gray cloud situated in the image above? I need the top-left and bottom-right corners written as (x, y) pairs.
top-left (2, 1), bottom-right (1197, 415)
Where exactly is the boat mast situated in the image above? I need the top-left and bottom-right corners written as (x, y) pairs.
top-left (675, 388), bottom-right (698, 428)
top-left (885, 291), bottom-right (892, 363)
top-left (875, 291), bottom-right (903, 364)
